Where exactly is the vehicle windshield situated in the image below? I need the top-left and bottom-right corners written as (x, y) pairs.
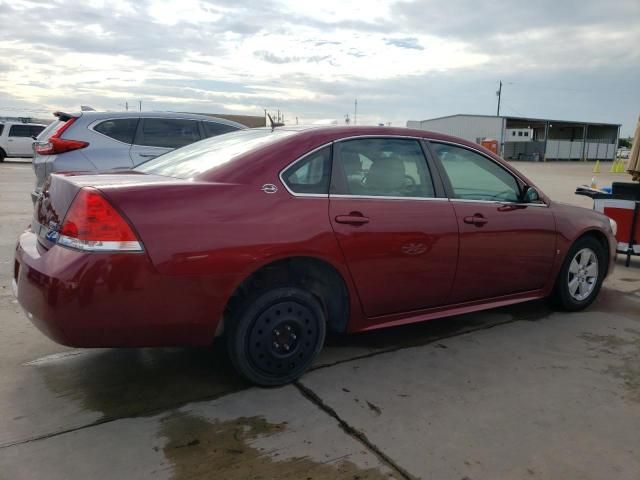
top-left (135, 128), bottom-right (295, 179)
top-left (37, 119), bottom-right (64, 141)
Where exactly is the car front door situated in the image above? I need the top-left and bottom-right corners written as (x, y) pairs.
top-left (329, 137), bottom-right (459, 319)
top-left (7, 125), bottom-right (34, 156)
top-left (129, 118), bottom-right (202, 165)
top-left (429, 141), bottom-right (556, 303)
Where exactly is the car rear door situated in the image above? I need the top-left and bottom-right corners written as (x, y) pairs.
top-left (329, 137), bottom-right (459, 319)
top-left (130, 118), bottom-right (202, 165)
top-left (6, 124), bottom-right (34, 156)
top-left (89, 117), bottom-right (138, 170)
top-left (428, 141), bottom-right (556, 303)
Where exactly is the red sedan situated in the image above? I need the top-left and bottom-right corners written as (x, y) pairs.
top-left (14, 126), bottom-right (617, 385)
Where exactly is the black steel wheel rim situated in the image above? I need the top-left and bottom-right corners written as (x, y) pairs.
top-left (247, 300), bottom-right (320, 377)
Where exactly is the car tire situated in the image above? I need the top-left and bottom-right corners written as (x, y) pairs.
top-left (227, 286), bottom-right (326, 386)
top-left (552, 236), bottom-right (606, 311)
top-left (0, 149), bottom-right (6, 162)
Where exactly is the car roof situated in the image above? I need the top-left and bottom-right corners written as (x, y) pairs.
top-left (0, 121), bottom-right (47, 126)
top-left (255, 124), bottom-right (479, 145)
top-left (55, 111), bottom-right (246, 129)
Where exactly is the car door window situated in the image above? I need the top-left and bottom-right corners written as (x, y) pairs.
top-left (30, 126), bottom-right (45, 137)
top-left (94, 118), bottom-right (139, 144)
top-left (333, 138), bottom-right (434, 198)
top-left (9, 125), bottom-right (32, 137)
top-left (431, 143), bottom-right (520, 202)
top-left (202, 121), bottom-right (239, 138)
top-left (137, 118), bottom-right (201, 148)
top-left (282, 146), bottom-right (331, 194)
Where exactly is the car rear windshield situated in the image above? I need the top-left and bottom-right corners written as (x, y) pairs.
top-left (36, 119), bottom-right (64, 141)
top-left (135, 129), bottom-right (296, 179)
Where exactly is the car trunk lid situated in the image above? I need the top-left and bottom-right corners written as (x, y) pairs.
top-left (33, 171), bottom-right (177, 250)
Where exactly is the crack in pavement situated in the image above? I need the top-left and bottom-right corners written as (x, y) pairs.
top-left (294, 380), bottom-right (418, 480)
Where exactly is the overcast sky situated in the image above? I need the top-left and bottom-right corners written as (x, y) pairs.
top-left (1, 0), bottom-right (639, 135)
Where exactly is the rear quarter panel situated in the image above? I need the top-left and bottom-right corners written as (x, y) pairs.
top-left (100, 182), bottom-right (357, 336)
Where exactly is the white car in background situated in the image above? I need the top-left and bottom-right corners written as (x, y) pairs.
top-left (0, 121), bottom-right (46, 161)
top-left (32, 111), bottom-right (246, 202)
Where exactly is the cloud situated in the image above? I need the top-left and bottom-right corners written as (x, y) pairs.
top-left (254, 51), bottom-right (332, 64)
top-left (385, 37), bottom-right (423, 50)
top-left (0, 0), bottom-right (638, 134)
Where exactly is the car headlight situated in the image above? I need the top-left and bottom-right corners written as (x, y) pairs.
top-left (609, 218), bottom-right (617, 236)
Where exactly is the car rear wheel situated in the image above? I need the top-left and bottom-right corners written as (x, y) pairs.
top-left (0, 149), bottom-right (6, 162)
top-left (553, 236), bottom-right (606, 311)
top-left (227, 287), bottom-right (326, 386)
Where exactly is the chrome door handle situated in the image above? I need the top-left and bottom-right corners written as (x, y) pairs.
top-left (463, 214), bottom-right (488, 226)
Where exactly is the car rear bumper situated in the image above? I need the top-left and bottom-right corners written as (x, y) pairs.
top-left (14, 230), bottom-right (221, 347)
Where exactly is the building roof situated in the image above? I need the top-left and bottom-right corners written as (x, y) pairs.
top-left (414, 113), bottom-right (620, 127)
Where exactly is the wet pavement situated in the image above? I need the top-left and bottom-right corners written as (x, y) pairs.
top-left (1, 160), bottom-right (639, 479)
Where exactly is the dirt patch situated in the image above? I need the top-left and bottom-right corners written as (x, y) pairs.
top-left (591, 287), bottom-right (640, 321)
top-left (159, 411), bottom-right (393, 479)
top-left (581, 331), bottom-right (640, 403)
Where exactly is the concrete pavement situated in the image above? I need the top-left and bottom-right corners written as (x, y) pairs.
top-left (0, 159), bottom-right (638, 479)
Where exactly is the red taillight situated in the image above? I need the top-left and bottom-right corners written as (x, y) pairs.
top-left (35, 117), bottom-right (89, 155)
top-left (57, 188), bottom-right (142, 252)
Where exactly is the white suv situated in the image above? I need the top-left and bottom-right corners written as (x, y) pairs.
top-left (0, 121), bottom-right (46, 161)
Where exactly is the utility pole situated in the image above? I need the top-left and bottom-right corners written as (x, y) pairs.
top-left (354, 99), bottom-right (358, 125)
top-left (125, 101), bottom-right (129, 111)
top-left (496, 81), bottom-right (502, 116)
top-left (138, 100), bottom-right (142, 112)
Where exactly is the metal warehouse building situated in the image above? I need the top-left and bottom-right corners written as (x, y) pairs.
top-left (407, 114), bottom-right (620, 161)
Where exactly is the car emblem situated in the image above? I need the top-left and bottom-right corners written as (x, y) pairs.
top-left (261, 184), bottom-right (278, 194)
top-left (45, 221), bottom-right (60, 242)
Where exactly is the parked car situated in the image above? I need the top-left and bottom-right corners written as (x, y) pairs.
top-left (31, 111), bottom-right (246, 202)
top-left (0, 121), bottom-right (46, 161)
top-left (14, 126), bottom-right (617, 385)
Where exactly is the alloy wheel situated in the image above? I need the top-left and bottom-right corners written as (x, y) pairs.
top-left (567, 247), bottom-right (599, 301)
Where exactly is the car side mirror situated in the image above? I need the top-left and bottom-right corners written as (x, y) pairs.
top-left (520, 185), bottom-right (541, 203)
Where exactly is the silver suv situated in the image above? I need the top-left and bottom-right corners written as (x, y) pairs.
top-left (32, 111), bottom-right (245, 201)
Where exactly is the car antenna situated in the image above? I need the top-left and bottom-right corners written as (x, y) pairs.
top-left (267, 113), bottom-right (284, 131)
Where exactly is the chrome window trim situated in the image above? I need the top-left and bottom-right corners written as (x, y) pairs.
top-left (331, 194), bottom-right (448, 202)
top-left (278, 142), bottom-right (333, 198)
top-left (278, 135), bottom-right (547, 207)
top-left (449, 198), bottom-right (549, 208)
top-left (427, 138), bottom-right (549, 207)
top-left (333, 134), bottom-right (427, 142)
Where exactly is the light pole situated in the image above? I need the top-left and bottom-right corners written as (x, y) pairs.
top-left (496, 80), bottom-right (502, 116)
top-left (354, 99), bottom-right (358, 125)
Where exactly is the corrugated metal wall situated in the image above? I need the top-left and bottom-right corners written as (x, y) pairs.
top-left (407, 116), bottom-right (503, 143)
